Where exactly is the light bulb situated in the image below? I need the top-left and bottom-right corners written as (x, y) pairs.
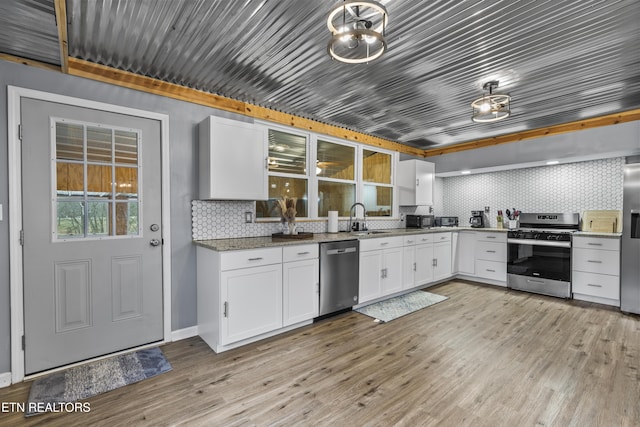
top-left (479, 102), bottom-right (491, 113)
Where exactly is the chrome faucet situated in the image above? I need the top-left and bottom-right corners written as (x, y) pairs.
top-left (348, 202), bottom-right (368, 232)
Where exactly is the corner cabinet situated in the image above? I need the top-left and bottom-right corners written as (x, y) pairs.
top-left (198, 115), bottom-right (268, 200)
top-left (397, 159), bottom-right (435, 206)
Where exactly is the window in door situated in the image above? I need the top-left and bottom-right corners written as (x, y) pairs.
top-left (53, 120), bottom-right (140, 240)
top-left (256, 129), bottom-right (309, 218)
top-left (362, 149), bottom-right (393, 217)
top-left (317, 140), bottom-right (356, 217)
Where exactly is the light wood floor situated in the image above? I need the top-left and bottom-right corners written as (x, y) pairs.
top-left (3, 280), bottom-right (640, 426)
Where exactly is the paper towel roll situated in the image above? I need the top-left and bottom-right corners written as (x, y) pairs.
top-left (328, 210), bottom-right (338, 233)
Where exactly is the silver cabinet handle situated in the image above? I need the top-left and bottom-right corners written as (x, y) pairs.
top-left (486, 236), bottom-right (496, 239)
top-left (587, 243), bottom-right (603, 246)
top-left (486, 250), bottom-right (496, 253)
top-left (406, 240), bottom-right (414, 244)
top-left (486, 269), bottom-right (496, 272)
top-left (413, 262), bottom-right (417, 271)
top-left (297, 251), bottom-right (310, 255)
top-left (380, 242), bottom-right (389, 246)
top-left (416, 178), bottom-right (419, 186)
top-left (248, 257), bottom-right (263, 261)
top-left (223, 301), bottom-right (229, 317)
top-left (587, 283), bottom-right (603, 288)
top-left (587, 260), bottom-right (602, 263)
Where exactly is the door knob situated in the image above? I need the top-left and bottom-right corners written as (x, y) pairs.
top-left (149, 239), bottom-right (161, 247)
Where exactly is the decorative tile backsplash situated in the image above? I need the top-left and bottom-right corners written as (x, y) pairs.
top-left (441, 157), bottom-right (624, 228)
top-left (192, 158), bottom-right (624, 239)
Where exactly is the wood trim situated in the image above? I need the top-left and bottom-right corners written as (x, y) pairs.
top-left (0, 53), bottom-right (60, 72)
top-left (66, 57), bottom-right (424, 157)
top-left (423, 109), bottom-right (640, 157)
top-left (53, 0), bottom-right (69, 73)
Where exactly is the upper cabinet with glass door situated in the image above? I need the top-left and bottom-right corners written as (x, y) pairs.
top-left (198, 116), bottom-right (268, 200)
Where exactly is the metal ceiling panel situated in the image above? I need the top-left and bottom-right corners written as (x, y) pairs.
top-left (4, 1), bottom-right (640, 150)
top-left (0, 0), bottom-right (60, 65)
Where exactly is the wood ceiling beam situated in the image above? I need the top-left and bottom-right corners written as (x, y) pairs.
top-left (66, 57), bottom-right (424, 157)
top-left (53, 0), bottom-right (69, 73)
top-left (423, 109), bottom-right (640, 157)
top-left (0, 53), bottom-right (60, 73)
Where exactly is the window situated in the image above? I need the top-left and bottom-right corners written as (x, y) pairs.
top-left (54, 120), bottom-right (140, 240)
top-left (256, 129), bottom-right (309, 218)
top-left (362, 149), bottom-right (393, 217)
top-left (317, 139), bottom-right (356, 216)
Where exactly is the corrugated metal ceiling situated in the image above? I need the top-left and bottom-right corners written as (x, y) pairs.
top-left (2, 0), bottom-right (639, 150)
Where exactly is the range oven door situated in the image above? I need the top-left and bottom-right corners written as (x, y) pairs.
top-left (507, 239), bottom-right (572, 298)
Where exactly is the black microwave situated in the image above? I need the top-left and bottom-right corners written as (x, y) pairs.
top-left (406, 215), bottom-right (435, 228)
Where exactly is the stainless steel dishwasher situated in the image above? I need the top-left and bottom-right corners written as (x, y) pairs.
top-left (319, 240), bottom-right (359, 316)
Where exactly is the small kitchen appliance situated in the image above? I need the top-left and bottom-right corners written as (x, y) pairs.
top-left (406, 214), bottom-right (435, 228)
top-left (435, 216), bottom-right (459, 227)
top-left (469, 211), bottom-right (485, 228)
top-left (507, 212), bottom-right (579, 298)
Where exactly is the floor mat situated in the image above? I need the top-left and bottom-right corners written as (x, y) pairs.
top-left (355, 290), bottom-right (448, 322)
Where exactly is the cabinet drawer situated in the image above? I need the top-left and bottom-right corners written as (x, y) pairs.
top-left (572, 248), bottom-right (620, 276)
top-left (475, 259), bottom-right (506, 281)
top-left (432, 232), bottom-right (451, 243)
top-left (572, 271), bottom-right (620, 300)
top-left (573, 236), bottom-right (620, 251)
top-left (220, 247), bottom-right (283, 271)
top-left (283, 244), bottom-right (319, 262)
top-left (476, 232), bottom-right (507, 243)
top-left (360, 236), bottom-right (404, 252)
top-left (404, 234), bottom-right (432, 246)
top-left (475, 241), bottom-right (506, 262)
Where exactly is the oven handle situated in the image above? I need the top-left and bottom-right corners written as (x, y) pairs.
top-left (507, 238), bottom-right (571, 248)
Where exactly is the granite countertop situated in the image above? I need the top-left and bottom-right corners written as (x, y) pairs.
top-left (194, 226), bottom-right (509, 251)
top-left (573, 231), bottom-right (622, 238)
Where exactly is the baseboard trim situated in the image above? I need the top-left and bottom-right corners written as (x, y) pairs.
top-left (0, 372), bottom-right (11, 388)
top-left (171, 326), bottom-right (199, 342)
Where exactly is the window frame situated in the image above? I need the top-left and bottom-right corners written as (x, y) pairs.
top-left (359, 146), bottom-right (397, 218)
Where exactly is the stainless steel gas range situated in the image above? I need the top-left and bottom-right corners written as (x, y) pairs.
top-left (507, 213), bottom-right (580, 298)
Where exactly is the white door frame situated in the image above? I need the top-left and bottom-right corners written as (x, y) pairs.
top-left (8, 85), bottom-right (172, 383)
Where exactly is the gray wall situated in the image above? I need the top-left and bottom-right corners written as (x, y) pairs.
top-left (0, 59), bottom-right (236, 373)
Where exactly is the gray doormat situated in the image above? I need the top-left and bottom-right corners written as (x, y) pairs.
top-left (26, 347), bottom-right (171, 417)
top-left (355, 290), bottom-right (448, 323)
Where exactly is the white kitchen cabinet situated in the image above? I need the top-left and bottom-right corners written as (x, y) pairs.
top-left (474, 232), bottom-right (507, 285)
top-left (433, 232), bottom-right (452, 281)
top-left (220, 264), bottom-right (283, 344)
top-left (456, 231), bottom-right (476, 275)
top-left (359, 236), bottom-right (404, 303)
top-left (403, 234), bottom-right (434, 289)
top-left (572, 235), bottom-right (620, 306)
top-left (199, 115), bottom-right (268, 200)
top-left (283, 244), bottom-right (319, 326)
top-left (198, 246), bottom-right (284, 352)
top-left (397, 159), bottom-right (435, 206)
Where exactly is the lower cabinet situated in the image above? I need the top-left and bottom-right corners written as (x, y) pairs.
top-left (220, 264), bottom-right (283, 344)
top-left (197, 244), bottom-right (319, 353)
top-left (456, 231), bottom-right (476, 275)
top-left (403, 234), bottom-right (434, 289)
top-left (433, 232), bottom-right (452, 281)
top-left (572, 235), bottom-right (620, 306)
top-left (359, 236), bottom-right (404, 303)
top-left (283, 256), bottom-right (319, 327)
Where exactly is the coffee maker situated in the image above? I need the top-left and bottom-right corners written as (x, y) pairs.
top-left (470, 210), bottom-right (485, 228)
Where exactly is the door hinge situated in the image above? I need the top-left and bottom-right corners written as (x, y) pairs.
top-left (18, 124), bottom-right (22, 141)
top-left (22, 335), bottom-right (25, 350)
top-left (19, 230), bottom-right (24, 246)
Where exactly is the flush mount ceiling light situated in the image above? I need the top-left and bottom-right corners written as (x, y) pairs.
top-left (471, 81), bottom-right (511, 123)
top-left (327, 0), bottom-right (388, 64)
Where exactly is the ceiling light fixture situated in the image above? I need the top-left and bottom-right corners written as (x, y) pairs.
top-left (471, 81), bottom-right (511, 123)
top-left (327, 0), bottom-right (388, 64)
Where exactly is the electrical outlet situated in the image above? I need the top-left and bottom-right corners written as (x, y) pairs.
top-left (244, 211), bottom-right (253, 223)
top-left (400, 213), bottom-right (405, 221)
top-left (485, 206), bottom-right (490, 213)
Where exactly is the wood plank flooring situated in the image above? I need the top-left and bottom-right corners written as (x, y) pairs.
top-left (2, 280), bottom-right (640, 426)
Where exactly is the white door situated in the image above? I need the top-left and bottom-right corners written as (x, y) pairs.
top-left (359, 251), bottom-right (383, 303)
top-left (21, 98), bottom-right (164, 374)
top-left (415, 243), bottom-right (434, 285)
top-left (381, 247), bottom-right (403, 295)
top-left (283, 259), bottom-right (319, 326)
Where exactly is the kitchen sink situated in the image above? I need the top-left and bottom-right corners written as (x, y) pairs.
top-left (351, 230), bottom-right (389, 236)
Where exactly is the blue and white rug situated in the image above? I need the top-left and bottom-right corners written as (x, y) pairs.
top-left (356, 290), bottom-right (448, 323)
top-left (26, 347), bottom-right (172, 416)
